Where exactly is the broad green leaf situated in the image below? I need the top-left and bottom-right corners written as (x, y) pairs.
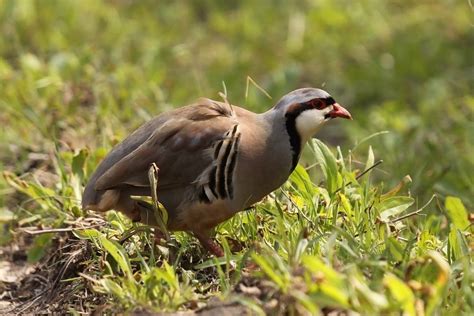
top-left (290, 164), bottom-right (315, 198)
top-left (98, 235), bottom-right (132, 279)
top-left (350, 274), bottom-right (389, 309)
top-left (293, 238), bottom-right (309, 265)
top-left (3, 171), bottom-right (56, 210)
top-left (382, 175), bottom-right (412, 198)
top-left (20, 53), bottom-right (42, 71)
top-left (194, 255), bottom-right (241, 270)
top-left (4, 171), bottom-right (28, 193)
top-left (27, 233), bottom-right (53, 262)
top-left (73, 228), bottom-right (101, 240)
top-left (426, 251), bottom-right (451, 315)
top-left (319, 283), bottom-right (350, 308)
top-left (444, 196), bottom-right (470, 230)
top-left (316, 187), bottom-right (331, 206)
top-left (71, 148), bottom-right (88, 180)
top-left (365, 145), bottom-right (375, 174)
top-left (252, 253), bottom-right (287, 290)
top-left (292, 290), bottom-right (319, 314)
top-left (338, 193), bottom-right (353, 217)
top-left (18, 215), bottom-right (42, 226)
top-left (153, 262), bottom-right (179, 290)
top-left (100, 279), bottom-right (125, 299)
top-left (302, 256), bottom-right (345, 288)
top-left (387, 237), bottom-right (404, 262)
top-left (291, 195), bottom-right (305, 209)
top-left (379, 196), bottom-right (414, 222)
top-left (302, 256), bottom-right (349, 307)
top-left (384, 273), bottom-right (416, 316)
top-left (312, 139), bottom-right (338, 194)
top-left (0, 208), bottom-right (14, 222)
top-left (448, 226), bottom-right (470, 262)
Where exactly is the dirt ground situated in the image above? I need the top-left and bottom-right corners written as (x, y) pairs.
top-left (0, 233), bottom-right (253, 315)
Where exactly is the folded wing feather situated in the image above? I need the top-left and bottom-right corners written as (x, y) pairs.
top-left (93, 99), bottom-right (237, 192)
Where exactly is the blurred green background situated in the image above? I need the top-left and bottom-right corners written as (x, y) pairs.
top-left (0, 0), bottom-right (472, 208)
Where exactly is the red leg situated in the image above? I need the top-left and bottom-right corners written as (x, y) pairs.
top-left (129, 206), bottom-right (141, 222)
top-left (194, 232), bottom-right (224, 257)
top-left (154, 228), bottom-right (165, 244)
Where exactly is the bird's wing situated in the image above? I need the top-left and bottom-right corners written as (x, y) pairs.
top-left (94, 98), bottom-right (238, 193)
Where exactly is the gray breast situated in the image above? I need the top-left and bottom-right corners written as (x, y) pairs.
top-left (229, 114), bottom-right (293, 210)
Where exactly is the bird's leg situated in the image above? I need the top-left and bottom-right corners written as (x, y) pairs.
top-left (118, 201), bottom-right (142, 222)
top-left (154, 228), bottom-right (166, 244)
top-left (132, 200), bottom-right (158, 226)
top-left (194, 232), bottom-right (224, 257)
top-left (200, 238), bottom-right (225, 258)
top-left (130, 200), bottom-right (157, 223)
top-left (129, 206), bottom-right (142, 222)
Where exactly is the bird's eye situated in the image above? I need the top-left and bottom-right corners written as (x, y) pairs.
top-left (308, 99), bottom-right (326, 110)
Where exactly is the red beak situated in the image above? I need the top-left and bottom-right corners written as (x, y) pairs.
top-left (329, 103), bottom-right (352, 120)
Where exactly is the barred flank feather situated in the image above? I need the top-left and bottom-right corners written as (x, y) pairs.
top-left (199, 124), bottom-right (240, 203)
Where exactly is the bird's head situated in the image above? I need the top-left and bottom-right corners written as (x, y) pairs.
top-left (274, 88), bottom-right (352, 141)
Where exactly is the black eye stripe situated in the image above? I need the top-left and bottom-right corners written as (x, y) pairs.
top-left (323, 97), bottom-right (336, 106)
top-left (302, 97), bottom-right (336, 110)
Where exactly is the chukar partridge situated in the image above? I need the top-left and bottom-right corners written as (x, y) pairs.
top-left (82, 88), bottom-right (352, 256)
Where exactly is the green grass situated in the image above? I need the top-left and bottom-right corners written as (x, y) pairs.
top-left (1, 0), bottom-right (472, 314)
top-left (3, 140), bottom-right (472, 314)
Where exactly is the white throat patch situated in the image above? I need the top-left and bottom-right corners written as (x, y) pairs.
top-left (295, 109), bottom-right (327, 142)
